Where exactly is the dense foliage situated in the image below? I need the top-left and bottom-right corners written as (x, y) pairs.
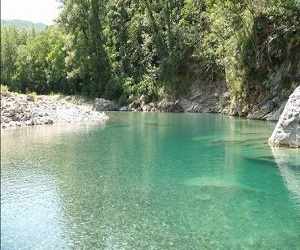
top-left (1, 0), bottom-right (299, 104)
top-left (1, 26), bottom-right (67, 93)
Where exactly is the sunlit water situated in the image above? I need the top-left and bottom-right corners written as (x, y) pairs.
top-left (1, 113), bottom-right (300, 250)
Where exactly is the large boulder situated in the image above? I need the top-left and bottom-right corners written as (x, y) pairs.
top-left (269, 86), bottom-right (300, 148)
top-left (157, 99), bottom-right (184, 113)
top-left (94, 98), bottom-right (118, 111)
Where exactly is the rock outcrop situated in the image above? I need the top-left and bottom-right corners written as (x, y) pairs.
top-left (94, 98), bottom-right (119, 111)
top-left (269, 86), bottom-right (300, 148)
top-left (178, 81), bottom-right (228, 114)
top-left (157, 99), bottom-right (184, 113)
top-left (128, 95), bottom-right (183, 113)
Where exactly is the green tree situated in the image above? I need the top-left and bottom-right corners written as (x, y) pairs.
top-left (59, 0), bottom-right (112, 97)
top-left (1, 27), bottom-right (29, 89)
top-left (15, 27), bottom-right (67, 93)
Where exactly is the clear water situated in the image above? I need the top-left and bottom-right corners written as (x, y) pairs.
top-left (1, 113), bottom-right (300, 250)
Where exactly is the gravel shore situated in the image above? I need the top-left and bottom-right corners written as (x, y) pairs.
top-left (1, 91), bottom-right (108, 129)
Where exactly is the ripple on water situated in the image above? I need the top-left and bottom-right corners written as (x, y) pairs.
top-left (1, 113), bottom-right (300, 249)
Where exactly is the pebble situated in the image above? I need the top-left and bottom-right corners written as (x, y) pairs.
top-left (1, 93), bottom-right (108, 129)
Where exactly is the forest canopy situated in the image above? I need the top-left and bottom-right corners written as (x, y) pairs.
top-left (1, 0), bottom-right (299, 104)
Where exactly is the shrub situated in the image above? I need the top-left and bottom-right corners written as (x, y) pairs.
top-left (0, 84), bottom-right (9, 94)
top-left (27, 91), bottom-right (38, 102)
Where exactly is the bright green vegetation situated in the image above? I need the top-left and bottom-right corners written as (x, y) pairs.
top-left (1, 113), bottom-right (300, 249)
top-left (1, 1), bottom-right (299, 104)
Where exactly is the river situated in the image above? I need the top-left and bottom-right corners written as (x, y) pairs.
top-left (1, 112), bottom-right (300, 249)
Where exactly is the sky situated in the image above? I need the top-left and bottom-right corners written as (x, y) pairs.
top-left (1, 0), bottom-right (61, 25)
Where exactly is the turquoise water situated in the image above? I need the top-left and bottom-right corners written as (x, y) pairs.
top-left (1, 112), bottom-right (300, 249)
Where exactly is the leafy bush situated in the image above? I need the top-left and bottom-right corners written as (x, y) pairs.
top-left (0, 84), bottom-right (9, 94)
top-left (27, 91), bottom-right (38, 102)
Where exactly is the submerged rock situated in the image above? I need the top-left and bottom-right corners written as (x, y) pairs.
top-left (271, 148), bottom-right (300, 203)
top-left (269, 86), bottom-right (300, 148)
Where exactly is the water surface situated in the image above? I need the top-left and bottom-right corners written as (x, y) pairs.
top-left (1, 113), bottom-right (300, 249)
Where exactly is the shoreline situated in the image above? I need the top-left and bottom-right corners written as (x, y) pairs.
top-left (1, 91), bottom-right (108, 130)
top-left (1, 88), bottom-right (291, 130)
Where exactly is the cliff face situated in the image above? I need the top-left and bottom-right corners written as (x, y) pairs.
top-left (173, 79), bottom-right (296, 122)
top-left (178, 80), bottom-right (228, 114)
top-left (165, 32), bottom-right (300, 120)
top-left (125, 80), bottom-right (296, 122)
top-left (269, 86), bottom-right (300, 148)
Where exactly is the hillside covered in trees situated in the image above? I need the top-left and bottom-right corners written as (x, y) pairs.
top-left (1, 19), bottom-right (47, 31)
top-left (1, 0), bottom-right (299, 116)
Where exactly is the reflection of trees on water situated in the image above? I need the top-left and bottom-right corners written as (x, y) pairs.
top-left (1, 123), bottom-right (107, 249)
top-left (1, 122), bottom-right (106, 147)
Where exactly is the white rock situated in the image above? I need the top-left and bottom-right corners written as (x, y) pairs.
top-left (269, 86), bottom-right (300, 148)
top-left (1, 92), bottom-right (109, 129)
top-left (119, 106), bottom-right (129, 112)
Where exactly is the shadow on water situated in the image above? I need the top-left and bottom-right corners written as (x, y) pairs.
top-left (183, 177), bottom-right (262, 194)
top-left (192, 136), bottom-right (268, 146)
top-left (243, 156), bottom-right (277, 168)
top-left (106, 123), bottom-right (130, 129)
top-left (144, 122), bottom-right (172, 128)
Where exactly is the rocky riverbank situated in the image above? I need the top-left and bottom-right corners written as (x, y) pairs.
top-left (1, 91), bottom-right (108, 129)
top-left (93, 79), bottom-right (296, 123)
top-left (94, 96), bottom-right (184, 113)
